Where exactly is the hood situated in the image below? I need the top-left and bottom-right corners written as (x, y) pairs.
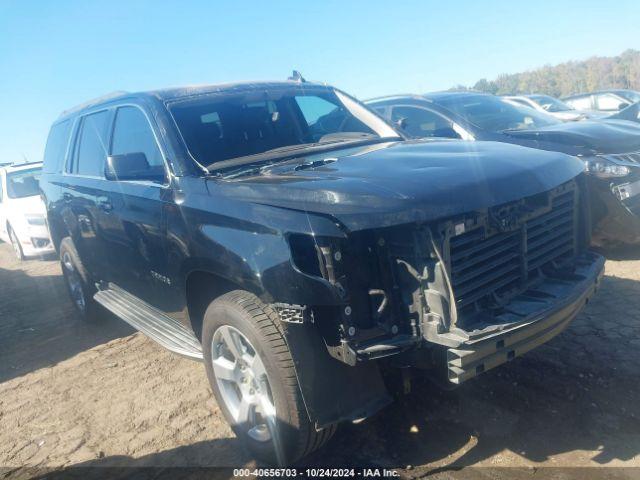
top-left (208, 140), bottom-right (584, 231)
top-left (7, 194), bottom-right (46, 215)
top-left (503, 119), bottom-right (640, 154)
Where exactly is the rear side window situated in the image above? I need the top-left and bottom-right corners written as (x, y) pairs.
top-left (42, 120), bottom-right (72, 174)
top-left (111, 106), bottom-right (164, 167)
top-left (73, 111), bottom-right (110, 176)
top-left (567, 95), bottom-right (592, 110)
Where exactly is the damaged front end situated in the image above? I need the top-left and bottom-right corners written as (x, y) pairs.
top-left (285, 175), bottom-right (604, 397)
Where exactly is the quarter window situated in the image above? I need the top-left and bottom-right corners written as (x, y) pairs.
top-left (74, 111), bottom-right (110, 176)
top-left (111, 106), bottom-right (164, 168)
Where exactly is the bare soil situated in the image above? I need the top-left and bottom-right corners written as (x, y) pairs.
top-left (1, 242), bottom-right (640, 478)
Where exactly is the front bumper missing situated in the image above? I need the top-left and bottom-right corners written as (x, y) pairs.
top-left (444, 252), bottom-right (605, 384)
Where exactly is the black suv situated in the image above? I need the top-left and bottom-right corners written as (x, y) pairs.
top-left (40, 80), bottom-right (604, 465)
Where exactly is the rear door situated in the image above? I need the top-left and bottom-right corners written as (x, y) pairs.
top-left (62, 110), bottom-right (112, 278)
top-left (94, 104), bottom-right (172, 310)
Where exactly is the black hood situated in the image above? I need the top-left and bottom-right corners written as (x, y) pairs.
top-left (208, 140), bottom-right (584, 231)
top-left (503, 119), bottom-right (640, 154)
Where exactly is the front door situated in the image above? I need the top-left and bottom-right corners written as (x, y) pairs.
top-left (95, 105), bottom-right (174, 311)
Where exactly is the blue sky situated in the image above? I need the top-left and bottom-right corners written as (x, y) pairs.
top-left (1, 0), bottom-right (639, 163)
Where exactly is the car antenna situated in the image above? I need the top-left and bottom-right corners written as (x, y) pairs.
top-left (288, 70), bottom-right (306, 83)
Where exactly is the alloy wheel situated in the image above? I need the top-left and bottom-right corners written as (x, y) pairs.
top-left (211, 325), bottom-right (277, 443)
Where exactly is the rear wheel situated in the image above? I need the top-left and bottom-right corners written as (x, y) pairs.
top-left (59, 237), bottom-right (98, 320)
top-left (202, 290), bottom-right (336, 465)
top-left (8, 226), bottom-right (24, 261)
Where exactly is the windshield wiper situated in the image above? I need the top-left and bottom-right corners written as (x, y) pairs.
top-left (207, 136), bottom-right (396, 173)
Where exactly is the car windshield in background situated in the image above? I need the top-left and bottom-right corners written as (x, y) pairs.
top-left (169, 88), bottom-right (400, 171)
top-left (437, 95), bottom-right (561, 132)
top-left (529, 94), bottom-right (574, 112)
top-left (619, 90), bottom-right (640, 103)
top-left (6, 168), bottom-right (41, 199)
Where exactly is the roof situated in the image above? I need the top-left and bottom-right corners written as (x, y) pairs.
top-left (0, 161), bottom-right (42, 173)
top-left (422, 90), bottom-right (490, 102)
top-left (58, 80), bottom-right (330, 120)
top-left (364, 94), bottom-right (425, 104)
top-left (563, 89), bottom-right (640, 100)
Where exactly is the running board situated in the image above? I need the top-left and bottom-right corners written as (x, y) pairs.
top-left (94, 283), bottom-right (203, 360)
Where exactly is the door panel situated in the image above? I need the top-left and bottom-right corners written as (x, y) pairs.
top-left (95, 181), bottom-right (171, 309)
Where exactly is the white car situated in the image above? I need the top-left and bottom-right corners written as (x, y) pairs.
top-left (0, 162), bottom-right (54, 260)
top-left (504, 94), bottom-right (604, 121)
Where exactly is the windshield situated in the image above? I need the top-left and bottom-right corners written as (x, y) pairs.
top-left (6, 167), bottom-right (41, 199)
top-left (436, 95), bottom-right (561, 132)
top-left (529, 94), bottom-right (574, 112)
top-left (169, 87), bottom-right (400, 171)
top-left (617, 90), bottom-right (640, 103)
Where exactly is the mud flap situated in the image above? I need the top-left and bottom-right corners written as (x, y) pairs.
top-left (281, 321), bottom-right (392, 429)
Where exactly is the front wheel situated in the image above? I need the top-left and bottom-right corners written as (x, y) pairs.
top-left (8, 226), bottom-right (24, 261)
top-left (202, 291), bottom-right (335, 465)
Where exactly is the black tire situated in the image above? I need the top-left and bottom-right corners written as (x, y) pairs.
top-left (202, 290), bottom-right (336, 466)
top-left (59, 237), bottom-right (99, 320)
top-left (8, 226), bottom-right (24, 261)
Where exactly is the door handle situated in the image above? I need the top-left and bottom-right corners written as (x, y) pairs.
top-left (97, 197), bottom-right (113, 212)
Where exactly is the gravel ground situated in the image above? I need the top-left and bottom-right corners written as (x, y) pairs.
top-left (1, 242), bottom-right (640, 479)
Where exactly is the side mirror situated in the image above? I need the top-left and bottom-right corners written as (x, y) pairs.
top-left (105, 152), bottom-right (163, 182)
top-left (619, 102), bottom-right (631, 111)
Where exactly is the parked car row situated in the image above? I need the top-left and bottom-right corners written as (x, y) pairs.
top-left (2, 76), bottom-right (639, 465)
top-left (0, 162), bottom-right (54, 259)
top-left (366, 91), bottom-right (640, 247)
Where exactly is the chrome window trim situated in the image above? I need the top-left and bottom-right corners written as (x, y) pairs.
top-left (61, 103), bottom-right (172, 189)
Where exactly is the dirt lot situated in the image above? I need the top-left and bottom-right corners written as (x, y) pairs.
top-left (1, 242), bottom-right (640, 478)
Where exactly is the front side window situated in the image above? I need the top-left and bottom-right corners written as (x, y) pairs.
top-left (595, 93), bottom-right (628, 111)
top-left (74, 111), bottom-right (110, 176)
top-left (6, 167), bottom-right (42, 199)
top-left (391, 106), bottom-right (460, 139)
top-left (437, 95), bottom-right (560, 132)
top-left (169, 87), bottom-right (399, 170)
top-left (111, 106), bottom-right (164, 169)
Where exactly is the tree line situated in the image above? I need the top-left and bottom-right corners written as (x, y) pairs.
top-left (456, 49), bottom-right (640, 97)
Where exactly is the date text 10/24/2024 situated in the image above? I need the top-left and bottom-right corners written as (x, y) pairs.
top-left (233, 468), bottom-right (401, 477)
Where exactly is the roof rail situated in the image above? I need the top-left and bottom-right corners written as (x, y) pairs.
top-left (59, 90), bottom-right (129, 118)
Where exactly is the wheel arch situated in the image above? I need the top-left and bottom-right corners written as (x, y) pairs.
top-left (185, 269), bottom-right (251, 341)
